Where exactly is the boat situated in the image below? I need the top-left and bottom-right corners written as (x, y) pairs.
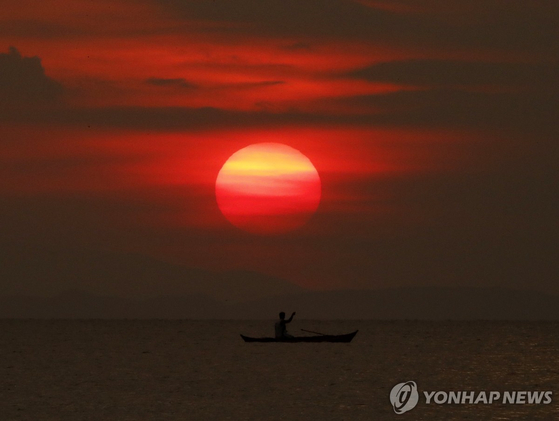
top-left (240, 330), bottom-right (358, 343)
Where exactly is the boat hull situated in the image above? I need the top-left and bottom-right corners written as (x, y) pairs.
top-left (240, 330), bottom-right (358, 343)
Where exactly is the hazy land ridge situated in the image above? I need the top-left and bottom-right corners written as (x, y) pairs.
top-left (0, 248), bottom-right (304, 301)
top-left (2, 249), bottom-right (558, 319)
top-left (1, 287), bottom-right (559, 319)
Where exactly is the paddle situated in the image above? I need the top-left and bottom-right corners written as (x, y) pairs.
top-left (301, 329), bottom-right (327, 336)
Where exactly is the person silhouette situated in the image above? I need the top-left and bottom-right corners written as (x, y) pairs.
top-left (275, 311), bottom-right (296, 339)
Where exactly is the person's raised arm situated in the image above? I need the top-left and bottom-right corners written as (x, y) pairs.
top-left (286, 311), bottom-right (296, 323)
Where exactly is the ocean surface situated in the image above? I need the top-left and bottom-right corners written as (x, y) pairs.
top-left (1, 320), bottom-right (558, 420)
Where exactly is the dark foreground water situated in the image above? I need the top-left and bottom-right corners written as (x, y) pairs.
top-left (1, 320), bottom-right (558, 420)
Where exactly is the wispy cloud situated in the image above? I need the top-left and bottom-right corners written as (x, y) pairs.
top-left (146, 77), bottom-right (198, 89)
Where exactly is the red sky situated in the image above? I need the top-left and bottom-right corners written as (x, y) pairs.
top-left (1, 0), bottom-right (558, 296)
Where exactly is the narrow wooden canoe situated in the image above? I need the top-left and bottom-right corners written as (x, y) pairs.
top-left (240, 330), bottom-right (358, 343)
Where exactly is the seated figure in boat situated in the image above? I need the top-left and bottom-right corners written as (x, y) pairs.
top-left (275, 311), bottom-right (296, 339)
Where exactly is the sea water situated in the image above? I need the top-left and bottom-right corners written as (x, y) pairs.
top-left (1, 320), bottom-right (558, 420)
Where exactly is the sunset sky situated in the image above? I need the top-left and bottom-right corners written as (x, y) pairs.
top-left (1, 0), bottom-right (557, 297)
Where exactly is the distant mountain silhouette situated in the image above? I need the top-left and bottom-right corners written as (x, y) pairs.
top-left (0, 247), bottom-right (304, 302)
top-left (1, 287), bottom-right (558, 319)
top-left (230, 287), bottom-right (559, 320)
top-left (0, 290), bottom-right (229, 319)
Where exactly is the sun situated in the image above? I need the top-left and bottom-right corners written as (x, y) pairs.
top-left (215, 143), bottom-right (321, 234)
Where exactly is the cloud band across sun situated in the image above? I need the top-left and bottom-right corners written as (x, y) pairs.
top-left (215, 143), bottom-right (321, 234)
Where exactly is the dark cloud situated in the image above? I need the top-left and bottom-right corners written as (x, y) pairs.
top-left (145, 77), bottom-right (198, 89)
top-left (1, 87), bottom-right (556, 135)
top-left (0, 20), bottom-right (90, 39)
top-left (348, 60), bottom-right (559, 90)
top-left (145, 78), bottom-right (285, 90)
top-left (0, 46), bottom-right (63, 107)
top-left (225, 80), bottom-right (285, 89)
top-left (335, 88), bottom-right (558, 134)
top-left (156, 0), bottom-right (559, 55)
top-left (157, 0), bottom-right (381, 37)
top-left (0, 105), bottom-right (346, 131)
